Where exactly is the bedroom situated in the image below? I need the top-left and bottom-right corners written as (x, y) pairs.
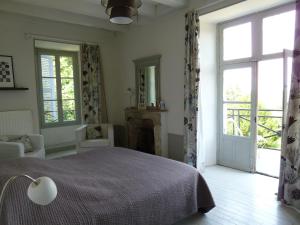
top-left (0, 0), bottom-right (300, 224)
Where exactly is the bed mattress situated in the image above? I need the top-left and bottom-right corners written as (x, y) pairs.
top-left (0, 147), bottom-right (215, 225)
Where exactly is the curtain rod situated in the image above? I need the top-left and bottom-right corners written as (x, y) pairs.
top-left (24, 33), bottom-right (99, 46)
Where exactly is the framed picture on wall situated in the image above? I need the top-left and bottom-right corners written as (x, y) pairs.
top-left (0, 55), bottom-right (15, 88)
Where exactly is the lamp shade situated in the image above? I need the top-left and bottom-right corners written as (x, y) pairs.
top-left (110, 6), bottom-right (134, 25)
top-left (27, 177), bottom-right (57, 206)
top-left (106, 0), bottom-right (141, 16)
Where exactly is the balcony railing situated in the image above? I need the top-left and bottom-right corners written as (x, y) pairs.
top-left (226, 108), bottom-right (283, 150)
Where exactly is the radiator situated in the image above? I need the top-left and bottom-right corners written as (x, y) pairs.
top-left (0, 110), bottom-right (33, 135)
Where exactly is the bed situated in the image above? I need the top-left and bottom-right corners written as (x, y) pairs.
top-left (0, 147), bottom-right (215, 225)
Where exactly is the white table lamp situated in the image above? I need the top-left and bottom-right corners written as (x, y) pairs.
top-left (0, 174), bottom-right (57, 218)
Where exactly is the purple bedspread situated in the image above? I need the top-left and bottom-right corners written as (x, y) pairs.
top-left (0, 147), bottom-right (215, 225)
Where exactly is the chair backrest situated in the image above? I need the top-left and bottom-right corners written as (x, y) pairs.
top-left (0, 110), bottom-right (33, 135)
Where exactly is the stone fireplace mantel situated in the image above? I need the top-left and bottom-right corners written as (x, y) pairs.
top-left (125, 108), bottom-right (168, 157)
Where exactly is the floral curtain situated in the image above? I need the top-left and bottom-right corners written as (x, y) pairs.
top-left (278, 1), bottom-right (300, 210)
top-left (184, 11), bottom-right (200, 168)
top-left (81, 44), bottom-right (108, 124)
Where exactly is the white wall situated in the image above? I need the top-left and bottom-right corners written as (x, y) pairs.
top-left (116, 13), bottom-right (186, 135)
top-left (115, 4), bottom-right (219, 163)
top-left (199, 22), bottom-right (218, 166)
top-left (0, 12), bottom-right (122, 148)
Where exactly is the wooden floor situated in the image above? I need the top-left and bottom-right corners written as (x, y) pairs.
top-left (175, 166), bottom-right (300, 225)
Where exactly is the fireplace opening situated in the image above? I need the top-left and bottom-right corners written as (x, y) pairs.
top-left (137, 119), bottom-right (155, 154)
top-left (128, 118), bottom-right (155, 155)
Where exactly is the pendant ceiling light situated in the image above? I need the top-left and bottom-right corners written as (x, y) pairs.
top-left (101, 0), bottom-right (142, 25)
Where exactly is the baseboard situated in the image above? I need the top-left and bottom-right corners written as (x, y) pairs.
top-left (46, 143), bottom-right (76, 154)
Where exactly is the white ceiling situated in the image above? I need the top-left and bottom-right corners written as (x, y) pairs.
top-left (200, 0), bottom-right (295, 23)
top-left (0, 0), bottom-right (294, 31)
top-left (0, 0), bottom-right (189, 31)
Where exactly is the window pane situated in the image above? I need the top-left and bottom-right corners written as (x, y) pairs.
top-left (258, 59), bottom-right (283, 110)
top-left (61, 78), bottom-right (75, 99)
top-left (223, 103), bottom-right (251, 136)
top-left (62, 100), bottom-right (75, 111)
top-left (60, 56), bottom-right (74, 78)
top-left (42, 78), bottom-right (57, 100)
top-left (43, 101), bottom-right (58, 123)
top-left (63, 111), bottom-right (76, 122)
top-left (223, 67), bottom-right (252, 102)
top-left (257, 110), bottom-right (282, 150)
top-left (62, 100), bottom-right (76, 121)
top-left (223, 22), bottom-right (252, 60)
top-left (263, 10), bottom-right (296, 54)
top-left (41, 55), bottom-right (56, 77)
top-left (257, 59), bottom-right (283, 150)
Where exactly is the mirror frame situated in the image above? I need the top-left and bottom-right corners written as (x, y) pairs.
top-left (133, 55), bottom-right (161, 107)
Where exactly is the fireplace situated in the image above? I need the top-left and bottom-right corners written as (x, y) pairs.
top-left (125, 108), bottom-right (168, 157)
top-left (128, 118), bottom-right (155, 154)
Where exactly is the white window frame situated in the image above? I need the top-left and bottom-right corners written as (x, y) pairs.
top-left (219, 3), bottom-right (295, 66)
top-left (36, 48), bottom-right (81, 128)
top-left (218, 2), bottom-right (296, 130)
top-left (217, 2), bottom-right (295, 165)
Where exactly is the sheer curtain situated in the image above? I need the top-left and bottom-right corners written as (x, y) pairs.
top-left (278, 1), bottom-right (300, 211)
top-left (184, 10), bottom-right (205, 170)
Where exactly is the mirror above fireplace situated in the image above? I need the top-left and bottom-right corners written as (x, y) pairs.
top-left (133, 55), bottom-right (161, 108)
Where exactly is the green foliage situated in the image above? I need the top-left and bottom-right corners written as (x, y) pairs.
top-left (43, 56), bottom-right (76, 123)
top-left (225, 88), bottom-right (281, 149)
top-left (60, 56), bottom-right (76, 122)
top-left (60, 56), bottom-right (73, 78)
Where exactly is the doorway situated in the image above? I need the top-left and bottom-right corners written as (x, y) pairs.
top-left (255, 55), bottom-right (293, 177)
top-left (219, 52), bottom-right (293, 176)
top-left (218, 6), bottom-right (295, 177)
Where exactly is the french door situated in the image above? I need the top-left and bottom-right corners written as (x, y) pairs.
top-left (219, 52), bottom-right (292, 173)
top-left (217, 2), bottom-right (295, 174)
top-left (219, 63), bottom-right (257, 172)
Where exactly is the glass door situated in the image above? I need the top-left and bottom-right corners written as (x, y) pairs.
top-left (255, 51), bottom-right (293, 177)
top-left (219, 63), bottom-right (257, 172)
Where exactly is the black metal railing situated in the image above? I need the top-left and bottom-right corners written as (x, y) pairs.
top-left (226, 108), bottom-right (283, 150)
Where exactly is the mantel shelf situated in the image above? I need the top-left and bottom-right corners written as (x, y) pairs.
top-left (0, 87), bottom-right (29, 91)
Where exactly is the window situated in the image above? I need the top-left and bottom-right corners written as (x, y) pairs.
top-left (219, 3), bottom-right (295, 139)
top-left (263, 10), bottom-right (295, 54)
top-left (36, 49), bottom-right (81, 128)
top-left (223, 22), bottom-right (252, 60)
top-left (223, 67), bottom-right (252, 136)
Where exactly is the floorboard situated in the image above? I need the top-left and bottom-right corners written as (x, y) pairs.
top-left (175, 166), bottom-right (300, 225)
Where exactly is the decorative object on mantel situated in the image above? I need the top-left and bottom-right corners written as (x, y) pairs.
top-left (0, 55), bottom-right (15, 88)
top-left (101, 0), bottom-right (142, 25)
